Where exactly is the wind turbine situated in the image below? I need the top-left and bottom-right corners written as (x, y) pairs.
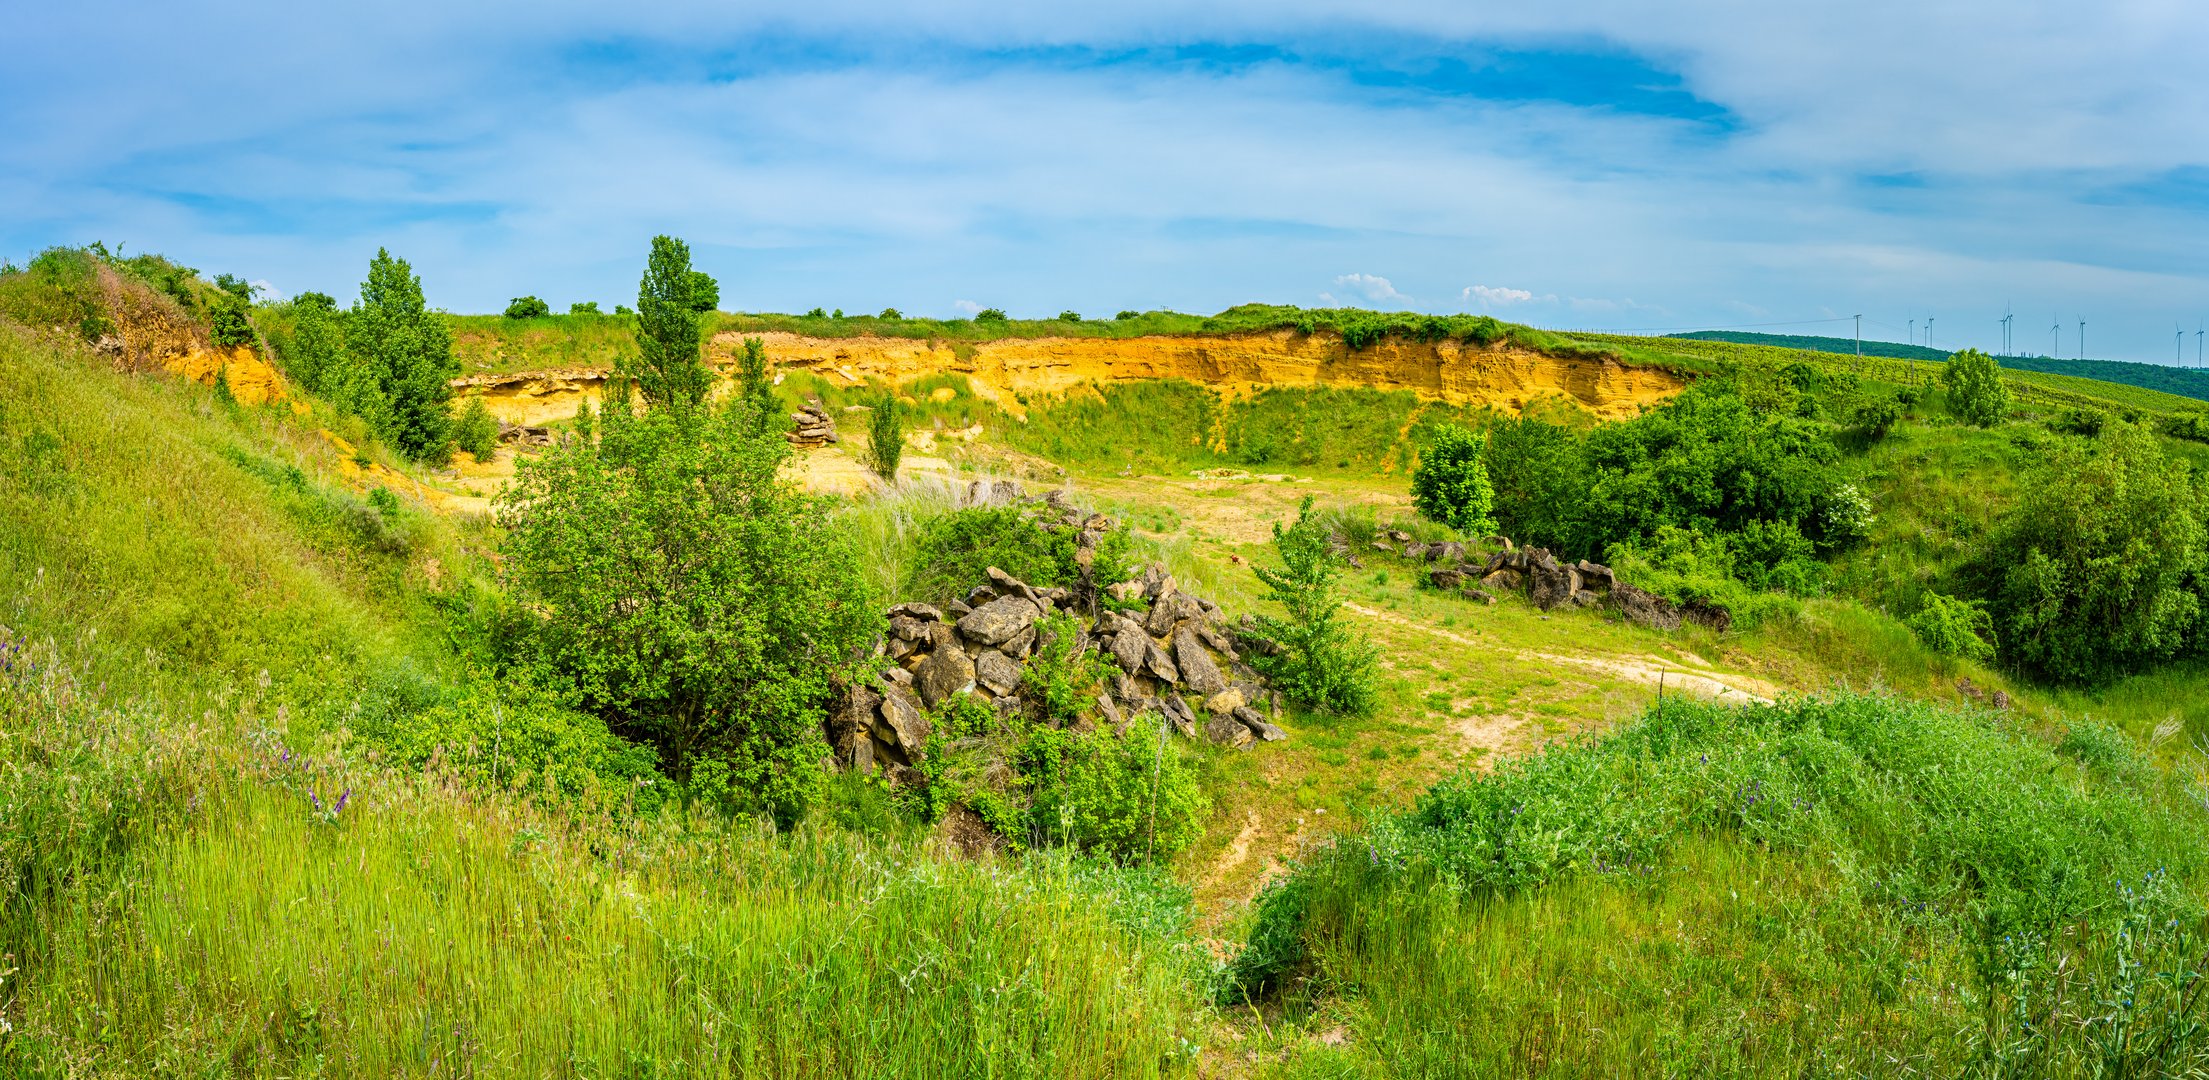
top-left (1910, 319), bottom-right (1916, 347)
top-left (2196, 322), bottom-right (2203, 368)
top-left (2002, 306), bottom-right (2013, 356)
top-left (2079, 319), bottom-right (2086, 360)
top-left (1927, 317), bottom-right (1936, 351)
top-left (2052, 316), bottom-right (2061, 358)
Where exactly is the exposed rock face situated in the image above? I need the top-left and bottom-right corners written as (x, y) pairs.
top-left (1173, 626), bottom-right (1230, 696)
top-left (974, 649), bottom-right (1022, 696)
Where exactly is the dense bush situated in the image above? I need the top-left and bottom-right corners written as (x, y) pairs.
top-left (1481, 413), bottom-right (1587, 552)
top-left (974, 308), bottom-right (1008, 322)
top-left (367, 680), bottom-right (668, 811)
top-left (496, 393), bottom-right (878, 824)
top-left (1909, 591), bottom-right (1996, 662)
top-left (569, 301), bottom-right (600, 315)
top-left (906, 506), bottom-right (1133, 604)
top-left (452, 395), bottom-right (498, 461)
top-left (1942, 348), bottom-right (2012, 427)
top-left (504, 296), bottom-right (551, 319)
top-left (1057, 310), bottom-right (1083, 322)
top-left (863, 392), bottom-right (903, 482)
top-left (208, 290), bottom-right (255, 347)
top-left (627, 235), bottom-right (711, 406)
top-left (1248, 496), bottom-right (1379, 716)
top-left (1409, 424), bottom-right (1496, 534)
top-left (1846, 396), bottom-right (1901, 443)
top-left (1973, 420), bottom-right (2207, 682)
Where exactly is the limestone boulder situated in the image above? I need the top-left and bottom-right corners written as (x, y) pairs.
top-left (956, 595), bottom-right (1041, 646)
top-left (915, 642), bottom-right (976, 707)
top-left (1173, 626), bottom-right (1229, 696)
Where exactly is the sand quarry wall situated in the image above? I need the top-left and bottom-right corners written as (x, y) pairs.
top-left (453, 329), bottom-right (1685, 428)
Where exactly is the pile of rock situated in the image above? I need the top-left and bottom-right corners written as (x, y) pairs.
top-left (786, 401), bottom-right (839, 447)
top-left (827, 561), bottom-right (1288, 778)
top-left (497, 421), bottom-right (556, 448)
top-left (1377, 533), bottom-right (1734, 633)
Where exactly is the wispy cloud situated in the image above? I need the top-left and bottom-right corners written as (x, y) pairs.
top-left (3, 2), bottom-right (2206, 358)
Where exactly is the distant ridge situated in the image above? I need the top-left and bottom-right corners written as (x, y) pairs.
top-left (1669, 330), bottom-right (2209, 404)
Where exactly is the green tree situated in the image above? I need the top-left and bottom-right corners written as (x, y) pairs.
top-left (1975, 421), bottom-right (2207, 682)
top-left (864, 392), bottom-right (904, 483)
top-left (505, 296), bottom-right (551, 318)
top-left (1942, 348), bottom-right (2011, 427)
top-left (347, 249), bottom-right (459, 461)
top-left (735, 336), bottom-right (776, 427)
top-left (628, 236), bottom-right (711, 407)
top-left (1249, 495), bottom-right (1379, 717)
top-left (496, 395), bottom-right (878, 823)
top-left (569, 300), bottom-right (600, 315)
top-left (280, 291), bottom-right (345, 393)
top-left (687, 270), bottom-right (719, 313)
top-left (1409, 424), bottom-right (1496, 534)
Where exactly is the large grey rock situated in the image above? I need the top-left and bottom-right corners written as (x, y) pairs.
top-left (1233, 706), bottom-right (1286, 742)
top-left (1576, 560), bottom-right (1615, 589)
top-left (828, 686), bottom-right (881, 744)
top-left (974, 649), bottom-right (1022, 696)
top-left (875, 690), bottom-right (930, 759)
top-left (1173, 626), bottom-right (1229, 696)
top-left (986, 565), bottom-right (1044, 606)
top-left (1002, 624), bottom-right (1037, 660)
top-left (1110, 628), bottom-right (1149, 673)
top-left (1145, 640), bottom-right (1181, 685)
top-left (1609, 582), bottom-right (1682, 631)
top-left (1429, 568), bottom-right (1468, 590)
top-left (1427, 541), bottom-right (1467, 563)
top-left (1096, 692), bottom-right (1124, 731)
top-left (1205, 711), bottom-right (1255, 749)
top-left (956, 595), bottom-right (1041, 646)
top-left (1142, 596), bottom-right (1180, 638)
top-left (887, 602), bottom-right (943, 622)
top-left (915, 643), bottom-right (976, 707)
top-left (1529, 560), bottom-right (1582, 611)
top-left (1160, 693), bottom-right (1199, 738)
top-left (1205, 687), bottom-right (1246, 715)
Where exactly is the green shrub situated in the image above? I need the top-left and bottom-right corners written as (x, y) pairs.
top-left (863, 392), bottom-right (904, 483)
top-left (1942, 348), bottom-right (2011, 427)
top-left (974, 308), bottom-right (1007, 322)
top-left (1409, 423), bottom-right (1495, 534)
top-left (453, 395), bottom-right (498, 461)
top-left (1249, 496), bottom-right (1379, 717)
top-left (1975, 420), bottom-right (2206, 682)
top-left (1041, 715), bottom-right (1208, 864)
top-left (1483, 413), bottom-right (1587, 551)
top-left (504, 296), bottom-right (550, 318)
top-left (370, 680), bottom-right (668, 811)
top-left (878, 307), bottom-right (902, 319)
top-left (496, 393), bottom-right (878, 824)
top-left (1057, 310), bottom-right (1083, 323)
top-left (1115, 310), bottom-right (1140, 320)
top-left (1727, 518), bottom-right (1823, 595)
top-left (569, 301), bottom-right (600, 315)
top-left (1846, 397), bottom-right (1901, 442)
top-left (1019, 613), bottom-right (1114, 725)
top-left (907, 506), bottom-right (1132, 603)
top-left (1818, 482), bottom-right (1875, 552)
top-left (1908, 592), bottom-right (1996, 662)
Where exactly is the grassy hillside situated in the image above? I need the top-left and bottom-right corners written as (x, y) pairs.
top-left (1675, 329), bottom-right (2209, 405)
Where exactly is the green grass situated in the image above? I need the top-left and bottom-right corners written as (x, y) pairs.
top-left (1235, 691), bottom-right (2209, 1077)
top-left (1675, 330), bottom-right (2209, 405)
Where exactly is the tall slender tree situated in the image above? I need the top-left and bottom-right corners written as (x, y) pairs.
top-left (629, 236), bottom-right (711, 407)
top-left (346, 249), bottom-right (457, 460)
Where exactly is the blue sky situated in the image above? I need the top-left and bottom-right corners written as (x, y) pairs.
top-left (6, 1), bottom-right (2207, 362)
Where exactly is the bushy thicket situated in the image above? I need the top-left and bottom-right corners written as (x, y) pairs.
top-left (1969, 420), bottom-right (2208, 682)
top-left (1942, 348), bottom-right (2012, 427)
top-left (905, 505), bottom-right (1133, 604)
top-left (452, 395), bottom-right (498, 460)
top-left (496, 391), bottom-right (878, 823)
top-left (1227, 692), bottom-right (2209, 1071)
top-left (1480, 381), bottom-right (1855, 620)
top-left (1409, 423), bottom-right (1495, 534)
top-left (504, 296), bottom-right (551, 319)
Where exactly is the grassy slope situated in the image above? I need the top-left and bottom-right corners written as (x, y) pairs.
top-left (1675, 329), bottom-right (2209, 404)
top-left (0, 328), bottom-right (1211, 1075)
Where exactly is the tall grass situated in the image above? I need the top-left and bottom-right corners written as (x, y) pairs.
top-left (1234, 691), bottom-right (2209, 1076)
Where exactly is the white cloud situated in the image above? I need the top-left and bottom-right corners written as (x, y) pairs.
top-left (952, 299), bottom-right (980, 315)
top-left (1462, 284), bottom-right (1539, 307)
top-left (1329, 273), bottom-right (1411, 306)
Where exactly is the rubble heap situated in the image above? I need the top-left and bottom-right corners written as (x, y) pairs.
top-left (786, 401), bottom-right (839, 448)
top-left (1372, 532), bottom-right (1733, 633)
top-left (827, 495), bottom-right (1290, 779)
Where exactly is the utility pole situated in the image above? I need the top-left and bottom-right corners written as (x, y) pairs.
top-left (1854, 314), bottom-right (1862, 358)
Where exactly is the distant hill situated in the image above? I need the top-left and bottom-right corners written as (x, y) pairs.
top-left (1669, 331), bottom-right (2209, 404)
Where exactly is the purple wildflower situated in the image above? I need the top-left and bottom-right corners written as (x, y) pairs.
top-left (335, 789), bottom-right (352, 815)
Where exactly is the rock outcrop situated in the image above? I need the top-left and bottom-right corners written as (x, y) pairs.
top-left (786, 401), bottom-right (839, 447)
top-left (1393, 536), bottom-right (1736, 634)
